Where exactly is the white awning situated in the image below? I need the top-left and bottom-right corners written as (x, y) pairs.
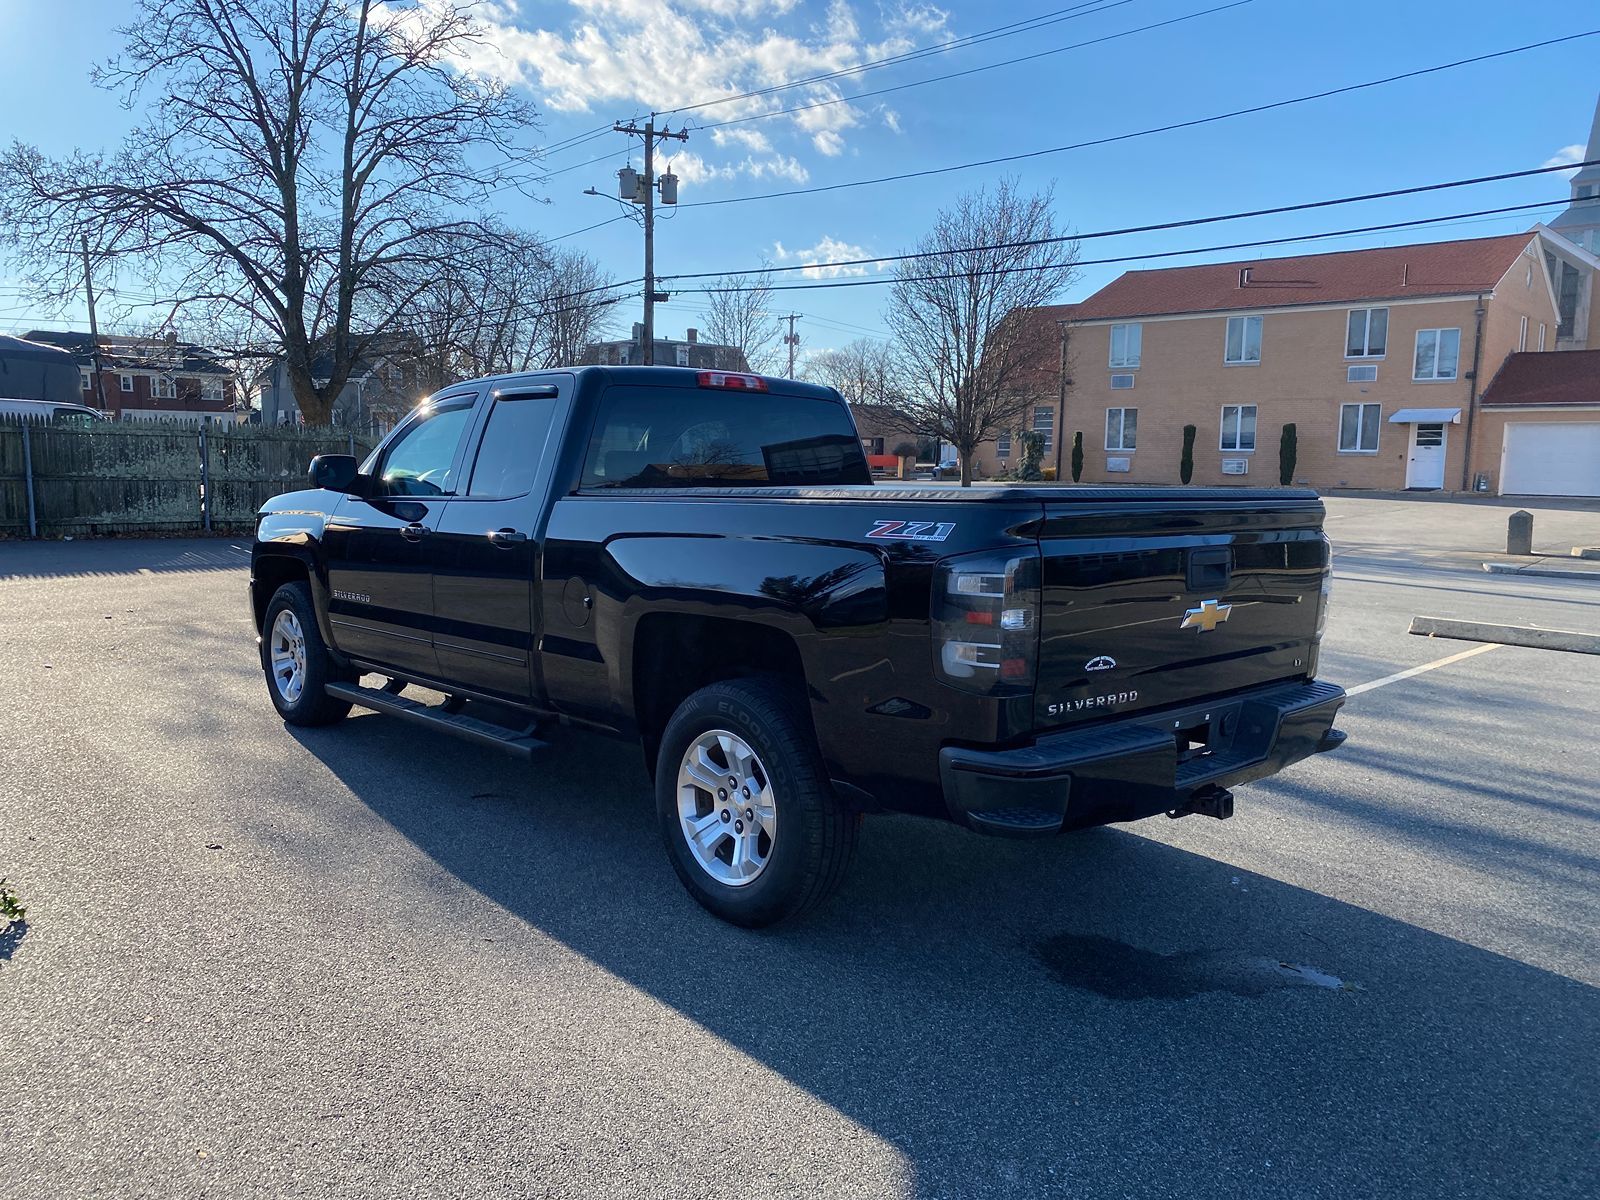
top-left (1388, 407), bottom-right (1462, 424)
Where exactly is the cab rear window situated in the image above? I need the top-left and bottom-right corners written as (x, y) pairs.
top-left (579, 386), bottom-right (870, 489)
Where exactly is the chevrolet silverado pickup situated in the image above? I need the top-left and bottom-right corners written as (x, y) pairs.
top-left (251, 366), bottom-right (1345, 926)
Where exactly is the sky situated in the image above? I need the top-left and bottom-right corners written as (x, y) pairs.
top-left (0, 0), bottom-right (1595, 361)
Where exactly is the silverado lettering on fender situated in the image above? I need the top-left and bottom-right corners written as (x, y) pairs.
top-left (251, 366), bottom-right (1345, 926)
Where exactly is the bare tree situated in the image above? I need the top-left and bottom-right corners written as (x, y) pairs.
top-left (700, 270), bottom-right (783, 374)
top-left (803, 337), bottom-right (902, 405)
top-left (0, 0), bottom-right (538, 425)
top-left (527, 248), bottom-right (619, 370)
top-left (886, 180), bottom-right (1078, 485)
top-left (402, 237), bottom-right (617, 389)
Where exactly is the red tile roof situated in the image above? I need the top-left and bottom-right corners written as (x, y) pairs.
top-left (1481, 350), bottom-right (1600, 408)
top-left (1069, 233), bottom-right (1535, 321)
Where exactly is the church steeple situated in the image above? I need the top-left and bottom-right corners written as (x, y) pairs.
top-left (1550, 92), bottom-right (1600, 254)
top-left (1570, 91), bottom-right (1600, 193)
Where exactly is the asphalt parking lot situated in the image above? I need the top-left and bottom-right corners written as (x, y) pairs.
top-left (2, 495), bottom-right (1598, 1200)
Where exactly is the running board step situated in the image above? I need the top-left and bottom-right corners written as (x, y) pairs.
top-left (325, 682), bottom-right (548, 759)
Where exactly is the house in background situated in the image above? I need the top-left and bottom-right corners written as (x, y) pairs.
top-left (24, 329), bottom-right (238, 423)
top-left (257, 335), bottom-right (429, 432)
top-left (580, 325), bottom-right (749, 371)
top-left (1046, 229), bottom-right (1597, 495)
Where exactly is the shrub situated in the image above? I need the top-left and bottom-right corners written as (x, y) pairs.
top-left (1180, 424), bottom-right (1196, 484)
top-left (1012, 430), bottom-right (1046, 481)
top-left (892, 441), bottom-right (917, 460)
top-left (1070, 431), bottom-right (1084, 482)
top-left (1041, 466), bottom-right (1056, 482)
top-left (1278, 423), bottom-right (1298, 486)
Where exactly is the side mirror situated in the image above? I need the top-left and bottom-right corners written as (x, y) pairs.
top-left (308, 453), bottom-right (362, 494)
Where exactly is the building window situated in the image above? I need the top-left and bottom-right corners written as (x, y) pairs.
top-left (675, 344), bottom-right (690, 367)
top-left (80, 370), bottom-right (93, 392)
top-left (151, 376), bottom-right (177, 400)
top-left (1031, 406), bottom-right (1054, 455)
top-left (1538, 322), bottom-right (1547, 351)
top-left (1347, 364), bottom-right (1378, 383)
top-left (1109, 373), bottom-right (1135, 390)
top-left (203, 379), bottom-right (224, 401)
top-left (120, 374), bottom-right (133, 392)
top-left (1105, 407), bottom-right (1137, 451)
top-left (1109, 323), bottom-right (1142, 368)
top-left (1518, 315), bottom-right (1528, 352)
top-left (1339, 402), bottom-right (1381, 453)
top-left (1220, 404), bottom-right (1257, 451)
top-left (1345, 307), bottom-right (1388, 358)
top-left (1224, 315), bottom-right (1262, 364)
top-left (996, 432), bottom-right (1012, 457)
top-left (1413, 328), bottom-right (1461, 381)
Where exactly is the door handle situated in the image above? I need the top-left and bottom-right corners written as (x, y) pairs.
top-left (488, 528), bottom-right (528, 547)
top-left (399, 522), bottom-right (430, 542)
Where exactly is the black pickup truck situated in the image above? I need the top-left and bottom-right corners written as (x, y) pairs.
top-left (251, 366), bottom-right (1345, 925)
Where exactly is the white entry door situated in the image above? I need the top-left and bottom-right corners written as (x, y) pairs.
top-left (1406, 422), bottom-right (1447, 489)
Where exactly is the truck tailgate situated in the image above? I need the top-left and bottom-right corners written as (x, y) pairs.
top-left (1033, 494), bottom-right (1328, 732)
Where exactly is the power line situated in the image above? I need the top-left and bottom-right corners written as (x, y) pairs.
top-left (669, 198), bottom-right (1578, 296)
top-left (662, 159), bottom-right (1600, 282)
top-left (678, 30), bottom-right (1600, 210)
top-left (694, 1), bottom-right (1250, 135)
top-left (660, 0), bottom-right (1147, 119)
top-left (546, 214), bottom-right (634, 243)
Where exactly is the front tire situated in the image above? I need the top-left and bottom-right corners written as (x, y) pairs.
top-left (656, 679), bottom-right (858, 927)
top-left (260, 581), bottom-right (354, 727)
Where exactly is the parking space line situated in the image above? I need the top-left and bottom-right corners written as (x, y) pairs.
top-left (1345, 643), bottom-right (1500, 698)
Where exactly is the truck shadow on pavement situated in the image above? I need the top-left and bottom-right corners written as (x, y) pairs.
top-left (288, 716), bottom-right (1600, 1199)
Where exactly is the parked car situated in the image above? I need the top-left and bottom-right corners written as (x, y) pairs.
top-left (250, 367), bottom-right (1345, 926)
top-left (0, 397), bottom-right (108, 421)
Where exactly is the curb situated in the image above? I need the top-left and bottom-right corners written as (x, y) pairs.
top-left (1482, 562), bottom-right (1600, 581)
top-left (1409, 615), bottom-right (1600, 655)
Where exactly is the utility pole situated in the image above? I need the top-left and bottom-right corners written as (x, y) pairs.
top-left (782, 313), bottom-right (801, 378)
top-left (80, 235), bottom-right (111, 413)
top-left (610, 119), bottom-right (686, 365)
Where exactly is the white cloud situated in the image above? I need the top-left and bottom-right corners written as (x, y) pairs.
top-left (710, 126), bottom-right (772, 153)
top-left (1543, 144), bottom-right (1586, 175)
top-left (882, 109), bottom-right (902, 134)
top-left (459, 0), bottom-right (949, 170)
top-left (772, 234), bottom-right (877, 278)
top-left (665, 149), bottom-right (808, 184)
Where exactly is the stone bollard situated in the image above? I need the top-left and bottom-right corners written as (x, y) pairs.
top-left (1506, 510), bottom-right (1534, 556)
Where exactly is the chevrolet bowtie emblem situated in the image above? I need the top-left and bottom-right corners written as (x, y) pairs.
top-left (1180, 598), bottom-right (1232, 632)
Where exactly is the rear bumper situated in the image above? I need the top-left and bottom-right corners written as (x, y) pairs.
top-left (939, 680), bottom-right (1346, 837)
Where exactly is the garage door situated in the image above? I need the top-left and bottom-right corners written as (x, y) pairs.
top-left (1500, 422), bottom-right (1600, 497)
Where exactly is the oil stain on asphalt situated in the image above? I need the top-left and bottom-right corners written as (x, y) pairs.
top-left (1034, 933), bottom-right (1359, 1000)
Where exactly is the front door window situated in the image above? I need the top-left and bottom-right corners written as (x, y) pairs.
top-left (379, 403), bottom-right (475, 496)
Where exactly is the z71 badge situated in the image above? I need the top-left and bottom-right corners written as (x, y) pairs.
top-left (866, 519), bottom-right (955, 542)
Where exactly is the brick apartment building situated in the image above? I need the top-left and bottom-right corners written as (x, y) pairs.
top-left (23, 330), bottom-right (238, 423)
top-left (1056, 230), bottom-right (1594, 494)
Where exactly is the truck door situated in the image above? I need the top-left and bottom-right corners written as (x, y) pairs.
top-left (431, 380), bottom-right (567, 702)
top-left (321, 394), bottom-right (477, 678)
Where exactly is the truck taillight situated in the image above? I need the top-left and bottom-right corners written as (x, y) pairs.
top-left (933, 549), bottom-right (1040, 696)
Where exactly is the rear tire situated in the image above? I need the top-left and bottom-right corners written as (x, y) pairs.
top-left (656, 678), bottom-right (858, 927)
top-left (260, 582), bottom-right (354, 727)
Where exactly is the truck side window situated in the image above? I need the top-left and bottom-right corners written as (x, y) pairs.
top-left (580, 387), bottom-right (870, 489)
top-left (467, 393), bottom-right (559, 498)
top-left (378, 402), bottom-right (474, 496)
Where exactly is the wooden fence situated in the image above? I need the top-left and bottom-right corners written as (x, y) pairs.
top-left (0, 416), bottom-right (377, 537)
